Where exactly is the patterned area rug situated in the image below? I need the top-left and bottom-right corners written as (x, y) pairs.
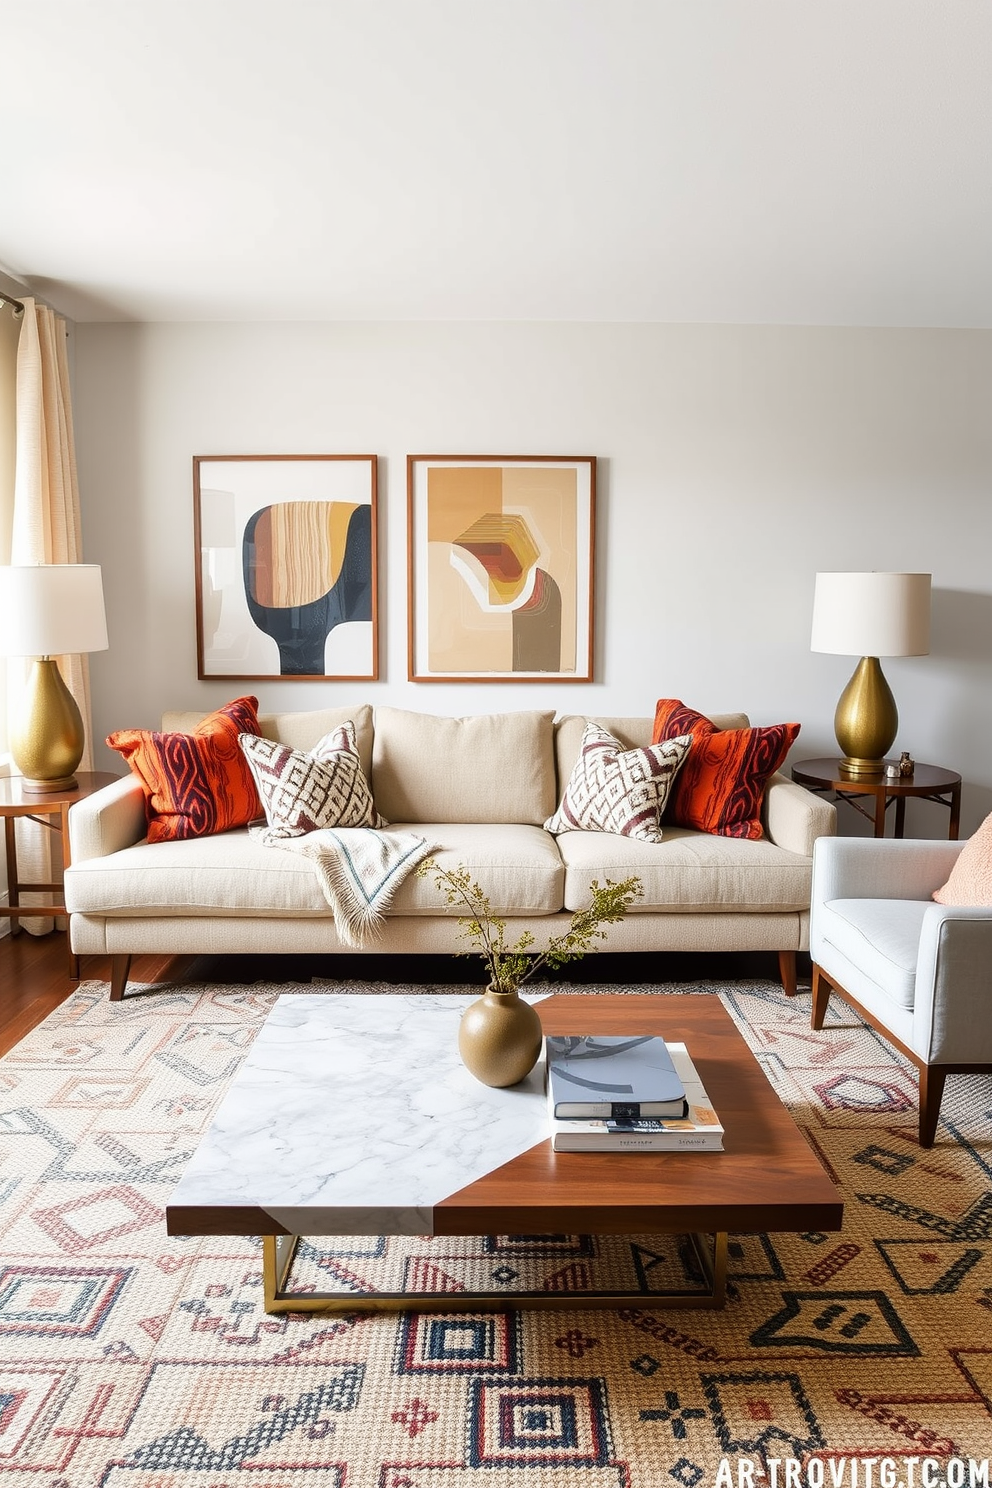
top-left (2, 977), bottom-right (992, 1487)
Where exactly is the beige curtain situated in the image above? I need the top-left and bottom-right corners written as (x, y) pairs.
top-left (0, 302), bottom-right (17, 935)
top-left (9, 297), bottom-right (93, 931)
top-left (0, 301), bottom-right (17, 704)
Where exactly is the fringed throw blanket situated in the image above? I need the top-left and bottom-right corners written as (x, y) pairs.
top-left (251, 826), bottom-right (436, 947)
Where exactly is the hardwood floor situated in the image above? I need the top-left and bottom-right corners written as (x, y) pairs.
top-left (0, 929), bottom-right (75, 1057)
top-left (0, 926), bottom-right (807, 1056)
top-left (0, 930), bottom-right (187, 1057)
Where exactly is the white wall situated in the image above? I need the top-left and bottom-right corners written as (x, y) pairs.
top-left (73, 321), bottom-right (992, 836)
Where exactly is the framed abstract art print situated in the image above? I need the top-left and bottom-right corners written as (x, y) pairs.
top-left (194, 454), bottom-right (378, 681)
top-left (407, 454), bottom-right (596, 682)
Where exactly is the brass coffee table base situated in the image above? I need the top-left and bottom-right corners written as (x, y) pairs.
top-left (262, 1230), bottom-right (729, 1313)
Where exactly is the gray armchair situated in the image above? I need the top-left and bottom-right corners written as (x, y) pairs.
top-left (809, 835), bottom-right (992, 1147)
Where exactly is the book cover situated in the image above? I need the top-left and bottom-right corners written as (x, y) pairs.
top-left (549, 1043), bottom-right (724, 1152)
top-left (546, 1033), bottom-right (687, 1119)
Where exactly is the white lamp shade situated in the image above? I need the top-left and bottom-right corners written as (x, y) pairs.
top-left (810, 572), bottom-right (931, 658)
top-left (0, 563), bottom-right (109, 657)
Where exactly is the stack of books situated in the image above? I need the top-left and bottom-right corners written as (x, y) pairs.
top-left (546, 1033), bottom-right (724, 1152)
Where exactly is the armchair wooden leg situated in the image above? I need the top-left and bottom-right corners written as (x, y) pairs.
top-left (917, 1065), bottom-right (948, 1149)
top-left (109, 955), bottom-right (132, 1002)
top-left (778, 950), bottom-right (798, 996)
top-left (810, 965), bottom-right (832, 1030)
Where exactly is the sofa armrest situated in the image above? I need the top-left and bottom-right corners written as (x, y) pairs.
top-left (914, 904), bottom-right (992, 1063)
top-left (811, 835), bottom-right (967, 906)
top-left (763, 772), bottom-right (836, 857)
top-left (68, 776), bottom-right (147, 862)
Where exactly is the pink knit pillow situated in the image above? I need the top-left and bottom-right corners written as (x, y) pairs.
top-left (932, 812), bottom-right (992, 906)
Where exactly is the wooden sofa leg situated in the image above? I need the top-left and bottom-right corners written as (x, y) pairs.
top-left (917, 1065), bottom-right (948, 1149)
top-left (778, 950), bottom-right (797, 996)
top-left (810, 965), bottom-right (832, 1030)
top-left (109, 955), bottom-right (132, 1002)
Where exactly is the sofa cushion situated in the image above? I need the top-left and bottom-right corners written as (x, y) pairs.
top-left (63, 820), bottom-right (564, 920)
top-left (372, 707), bottom-right (556, 825)
top-left (652, 698), bottom-right (800, 840)
top-left (64, 828), bottom-right (333, 917)
top-left (388, 823), bottom-right (564, 915)
top-left (815, 897), bottom-right (930, 1010)
top-left (544, 721), bottom-right (692, 842)
top-left (107, 696), bottom-right (263, 843)
top-left (239, 722), bottom-right (385, 837)
top-left (163, 703), bottom-right (375, 782)
top-left (555, 825), bottom-right (813, 913)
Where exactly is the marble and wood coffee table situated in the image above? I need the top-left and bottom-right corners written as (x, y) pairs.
top-left (166, 992), bottom-right (843, 1313)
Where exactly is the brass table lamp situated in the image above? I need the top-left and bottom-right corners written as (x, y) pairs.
top-left (0, 563), bottom-right (109, 792)
top-left (810, 572), bottom-right (931, 779)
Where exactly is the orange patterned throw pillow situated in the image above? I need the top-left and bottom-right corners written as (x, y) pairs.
top-left (107, 696), bottom-right (263, 842)
top-left (651, 698), bottom-right (800, 840)
top-left (932, 812), bottom-right (992, 905)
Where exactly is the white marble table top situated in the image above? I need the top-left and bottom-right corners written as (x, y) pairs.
top-left (168, 992), bottom-right (550, 1235)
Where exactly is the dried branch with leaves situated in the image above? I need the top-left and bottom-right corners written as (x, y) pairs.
top-left (417, 858), bottom-right (643, 994)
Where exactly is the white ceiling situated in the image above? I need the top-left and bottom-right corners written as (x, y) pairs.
top-left (3, 0), bottom-right (991, 326)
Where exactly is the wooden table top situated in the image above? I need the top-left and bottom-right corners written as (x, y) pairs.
top-left (792, 758), bottom-right (961, 793)
top-left (168, 993), bottom-right (843, 1241)
top-left (0, 771), bottom-right (121, 812)
top-left (437, 994), bottom-right (843, 1237)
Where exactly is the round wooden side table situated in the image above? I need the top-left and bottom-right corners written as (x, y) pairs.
top-left (791, 758), bottom-right (961, 839)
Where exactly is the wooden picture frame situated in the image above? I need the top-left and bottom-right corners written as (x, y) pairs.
top-left (193, 454), bottom-right (378, 681)
top-left (407, 455), bottom-right (596, 683)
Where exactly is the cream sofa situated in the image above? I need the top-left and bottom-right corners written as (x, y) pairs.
top-left (64, 704), bottom-right (836, 999)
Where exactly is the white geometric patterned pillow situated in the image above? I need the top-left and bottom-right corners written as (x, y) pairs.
top-left (238, 722), bottom-right (386, 838)
top-left (544, 721), bottom-right (693, 842)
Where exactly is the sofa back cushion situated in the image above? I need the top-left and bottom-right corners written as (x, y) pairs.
top-left (554, 713), bottom-right (748, 800)
top-left (372, 706), bottom-right (557, 824)
top-left (163, 704), bottom-right (375, 782)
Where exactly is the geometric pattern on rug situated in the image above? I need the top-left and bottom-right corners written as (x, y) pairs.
top-left (396, 1310), bottom-right (522, 1374)
top-left (2, 976), bottom-right (991, 1485)
top-left (0, 1262), bottom-right (132, 1337)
